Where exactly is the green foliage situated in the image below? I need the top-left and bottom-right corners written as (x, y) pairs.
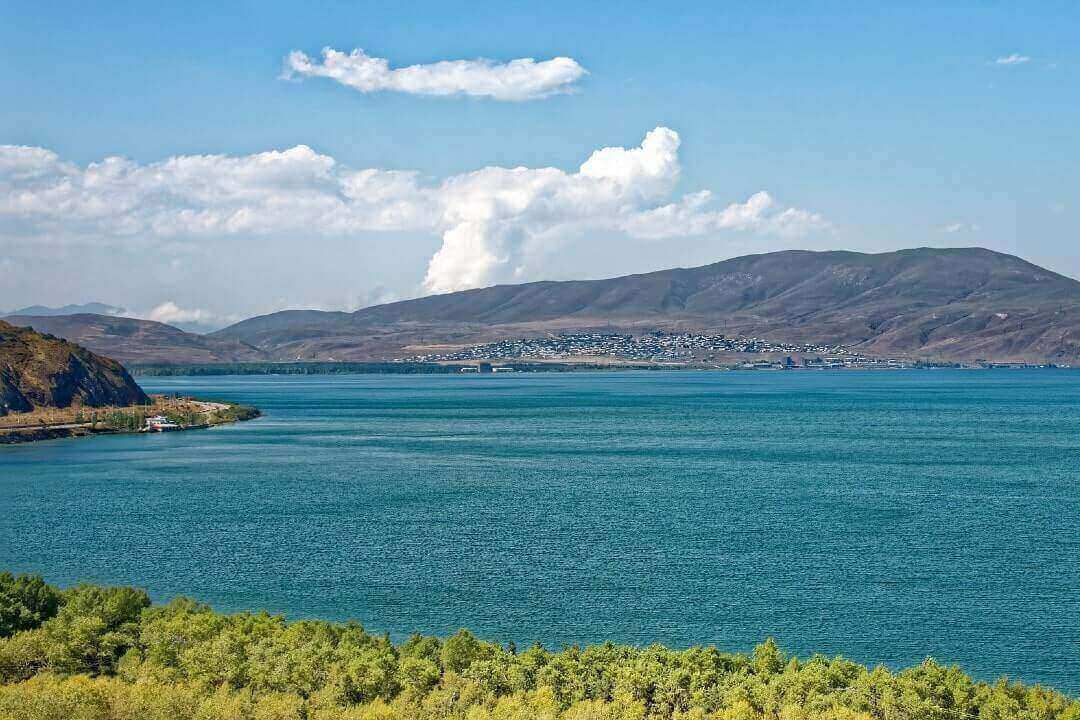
top-left (442, 630), bottom-right (488, 674)
top-left (129, 362), bottom-right (589, 377)
top-left (41, 584), bottom-right (149, 675)
top-left (99, 408), bottom-right (147, 431)
top-left (131, 362), bottom-right (478, 376)
top-left (208, 404), bottom-right (261, 424)
top-left (0, 628), bottom-right (48, 683)
top-left (0, 576), bottom-right (1076, 720)
top-left (0, 573), bottom-right (61, 637)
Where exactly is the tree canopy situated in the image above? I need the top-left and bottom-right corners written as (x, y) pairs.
top-left (0, 574), bottom-right (1075, 720)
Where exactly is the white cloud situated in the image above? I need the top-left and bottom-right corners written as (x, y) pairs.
top-left (0, 143), bottom-right (434, 239)
top-left (137, 301), bottom-right (241, 331)
top-left (0, 128), bottom-right (828, 296)
top-left (284, 47), bottom-right (586, 101)
top-left (622, 190), bottom-right (830, 240)
top-left (143, 301), bottom-right (214, 325)
top-left (994, 54), bottom-right (1031, 66)
top-left (940, 221), bottom-right (980, 233)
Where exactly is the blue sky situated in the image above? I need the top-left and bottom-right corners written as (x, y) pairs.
top-left (1, 1), bottom-right (1077, 326)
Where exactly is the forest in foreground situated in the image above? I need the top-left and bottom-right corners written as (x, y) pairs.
top-left (0, 573), bottom-right (1076, 720)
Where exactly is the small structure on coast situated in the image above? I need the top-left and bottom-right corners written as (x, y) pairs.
top-left (144, 415), bottom-right (181, 432)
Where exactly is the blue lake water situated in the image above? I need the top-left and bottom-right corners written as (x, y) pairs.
top-left (1, 370), bottom-right (1078, 691)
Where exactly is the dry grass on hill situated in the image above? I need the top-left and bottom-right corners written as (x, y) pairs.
top-left (0, 395), bottom-right (228, 430)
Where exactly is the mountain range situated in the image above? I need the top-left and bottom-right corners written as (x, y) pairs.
top-left (8, 248), bottom-right (1080, 365)
top-left (2, 302), bottom-right (125, 318)
top-left (0, 303), bottom-right (225, 334)
top-left (0, 314), bottom-right (268, 365)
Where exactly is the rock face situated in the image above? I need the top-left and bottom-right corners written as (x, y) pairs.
top-left (0, 320), bottom-right (149, 416)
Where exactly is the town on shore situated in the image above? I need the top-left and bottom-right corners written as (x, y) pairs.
top-left (402, 331), bottom-right (1069, 371)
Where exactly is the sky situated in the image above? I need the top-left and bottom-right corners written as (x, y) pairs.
top-left (1, 1), bottom-right (1077, 330)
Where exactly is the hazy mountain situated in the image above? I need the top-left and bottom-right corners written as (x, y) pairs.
top-left (0, 320), bottom-right (148, 415)
top-left (0, 304), bottom-right (227, 334)
top-left (12, 249), bottom-right (1079, 365)
top-left (4, 314), bottom-right (269, 365)
top-left (3, 302), bottom-right (125, 318)
top-left (213, 248), bottom-right (1080, 363)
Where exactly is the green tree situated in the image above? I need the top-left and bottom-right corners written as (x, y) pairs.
top-left (43, 584), bottom-right (150, 674)
top-left (752, 638), bottom-right (785, 676)
top-left (440, 629), bottom-right (487, 674)
top-left (1, 576), bottom-right (1079, 720)
top-left (0, 573), bottom-right (61, 637)
top-left (397, 656), bottom-right (440, 697)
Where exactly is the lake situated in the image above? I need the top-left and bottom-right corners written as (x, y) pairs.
top-left (1, 370), bottom-right (1078, 691)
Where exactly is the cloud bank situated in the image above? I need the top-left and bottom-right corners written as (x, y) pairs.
top-left (285, 47), bottom-right (586, 101)
top-left (0, 128), bottom-right (828, 295)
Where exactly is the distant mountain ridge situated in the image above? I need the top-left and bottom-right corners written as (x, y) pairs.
top-left (0, 320), bottom-right (148, 415)
top-left (4, 314), bottom-right (268, 365)
top-left (2, 302), bottom-right (125, 318)
top-left (212, 247), bottom-right (1080, 363)
top-left (9, 248), bottom-right (1080, 364)
top-left (0, 303), bottom-right (224, 334)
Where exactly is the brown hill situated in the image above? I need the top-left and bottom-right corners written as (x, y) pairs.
top-left (5, 314), bottom-right (269, 365)
top-left (212, 248), bottom-right (1080, 363)
top-left (0, 320), bottom-right (148, 416)
top-left (14, 248), bottom-right (1079, 365)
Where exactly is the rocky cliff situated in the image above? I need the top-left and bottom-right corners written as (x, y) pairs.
top-left (0, 320), bottom-right (149, 416)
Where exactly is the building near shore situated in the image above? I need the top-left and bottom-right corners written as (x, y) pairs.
top-left (145, 415), bottom-right (180, 431)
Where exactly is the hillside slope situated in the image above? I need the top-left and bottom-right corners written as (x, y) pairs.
top-left (213, 248), bottom-right (1080, 363)
top-left (6, 314), bottom-right (270, 365)
top-left (0, 320), bottom-right (148, 415)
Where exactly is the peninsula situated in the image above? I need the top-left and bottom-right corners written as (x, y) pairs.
top-left (0, 320), bottom-right (258, 444)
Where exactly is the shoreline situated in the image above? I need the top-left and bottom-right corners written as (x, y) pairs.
top-left (0, 395), bottom-right (260, 445)
top-left (127, 359), bottom-right (1073, 376)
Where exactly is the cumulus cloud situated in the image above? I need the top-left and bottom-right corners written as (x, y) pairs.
top-left (135, 302), bottom-right (241, 331)
top-left (622, 190), bottom-right (830, 240)
top-left (0, 128), bottom-right (828, 295)
top-left (995, 54), bottom-right (1031, 66)
top-left (421, 127), bottom-right (687, 292)
top-left (0, 143), bottom-right (434, 239)
top-left (143, 301), bottom-right (214, 325)
top-left (284, 47), bottom-right (586, 101)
